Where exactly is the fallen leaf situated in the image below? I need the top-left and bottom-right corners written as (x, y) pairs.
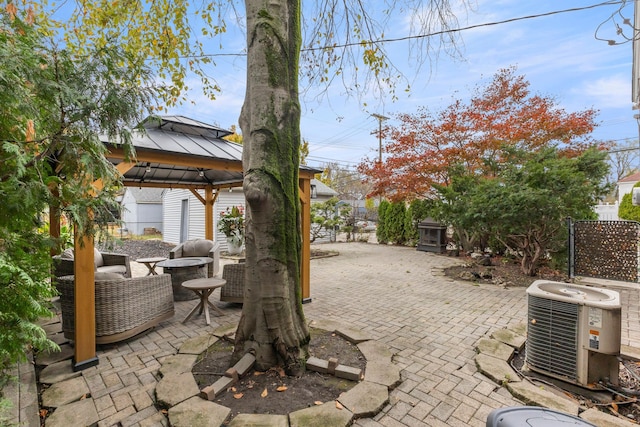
top-left (233, 393), bottom-right (244, 399)
top-left (261, 388), bottom-right (268, 398)
top-left (314, 401), bottom-right (323, 405)
top-left (276, 385), bottom-right (288, 392)
top-left (39, 409), bottom-right (48, 417)
top-left (611, 402), bottom-right (619, 413)
top-left (231, 387), bottom-right (237, 392)
top-left (335, 401), bottom-right (344, 410)
top-left (254, 371), bottom-right (264, 376)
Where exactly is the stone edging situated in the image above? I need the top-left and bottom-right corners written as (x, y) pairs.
top-left (155, 318), bottom-right (401, 426)
top-left (474, 323), bottom-right (636, 427)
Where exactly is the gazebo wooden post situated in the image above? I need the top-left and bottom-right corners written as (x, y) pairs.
top-left (189, 186), bottom-right (219, 242)
top-left (72, 226), bottom-right (98, 371)
top-left (204, 186), bottom-right (214, 240)
top-left (299, 175), bottom-right (312, 303)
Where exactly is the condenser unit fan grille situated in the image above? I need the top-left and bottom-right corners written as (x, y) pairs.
top-left (527, 295), bottom-right (579, 381)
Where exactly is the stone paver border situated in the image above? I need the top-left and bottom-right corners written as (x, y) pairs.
top-left (155, 319), bottom-right (399, 426)
top-left (475, 323), bottom-right (637, 426)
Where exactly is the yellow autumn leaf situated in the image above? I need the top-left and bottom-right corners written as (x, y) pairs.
top-left (314, 401), bottom-right (323, 406)
top-left (233, 393), bottom-right (244, 399)
top-left (276, 386), bottom-right (288, 392)
top-left (335, 401), bottom-right (344, 410)
top-left (261, 388), bottom-right (268, 398)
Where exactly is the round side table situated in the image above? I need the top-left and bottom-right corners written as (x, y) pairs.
top-left (181, 277), bottom-right (226, 325)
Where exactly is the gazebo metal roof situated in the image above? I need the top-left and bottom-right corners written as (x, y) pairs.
top-left (103, 115), bottom-right (319, 189)
top-left (103, 115), bottom-right (245, 189)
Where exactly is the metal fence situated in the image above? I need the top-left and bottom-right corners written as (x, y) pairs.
top-left (569, 219), bottom-right (640, 283)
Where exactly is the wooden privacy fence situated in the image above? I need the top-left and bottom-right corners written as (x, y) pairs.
top-left (569, 219), bottom-right (640, 283)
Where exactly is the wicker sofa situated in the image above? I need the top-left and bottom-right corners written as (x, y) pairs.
top-left (169, 239), bottom-right (221, 278)
top-left (52, 248), bottom-right (131, 278)
top-left (56, 273), bottom-right (174, 344)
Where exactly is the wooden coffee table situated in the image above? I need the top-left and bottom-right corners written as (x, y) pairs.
top-left (135, 257), bottom-right (167, 276)
top-left (181, 277), bottom-right (226, 325)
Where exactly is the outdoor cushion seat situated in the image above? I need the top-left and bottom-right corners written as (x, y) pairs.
top-left (52, 248), bottom-right (131, 278)
top-left (56, 273), bottom-right (174, 344)
top-left (169, 239), bottom-right (221, 278)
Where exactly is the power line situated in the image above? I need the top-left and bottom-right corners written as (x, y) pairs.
top-left (186, 1), bottom-right (622, 59)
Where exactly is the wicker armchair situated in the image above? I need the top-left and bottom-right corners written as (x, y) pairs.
top-left (52, 248), bottom-right (131, 278)
top-left (169, 239), bottom-right (220, 278)
top-left (56, 273), bottom-right (174, 344)
top-left (221, 262), bottom-right (245, 303)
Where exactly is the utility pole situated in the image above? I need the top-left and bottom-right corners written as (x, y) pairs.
top-left (371, 113), bottom-right (389, 163)
top-left (634, 0), bottom-right (640, 169)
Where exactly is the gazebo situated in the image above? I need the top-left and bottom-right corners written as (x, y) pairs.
top-left (51, 115), bottom-right (319, 370)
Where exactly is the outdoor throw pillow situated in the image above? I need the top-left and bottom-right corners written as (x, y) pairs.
top-left (94, 248), bottom-right (104, 267)
top-left (60, 248), bottom-right (74, 259)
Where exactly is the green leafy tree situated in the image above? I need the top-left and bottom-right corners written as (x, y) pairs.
top-left (431, 165), bottom-right (486, 252)
top-left (386, 201), bottom-right (407, 244)
top-left (376, 200), bottom-right (390, 244)
top-left (0, 7), bottom-right (157, 373)
top-left (309, 197), bottom-right (348, 243)
top-left (437, 147), bottom-right (610, 275)
top-left (618, 182), bottom-right (640, 221)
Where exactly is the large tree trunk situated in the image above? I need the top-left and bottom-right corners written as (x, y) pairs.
top-left (235, 0), bottom-right (309, 375)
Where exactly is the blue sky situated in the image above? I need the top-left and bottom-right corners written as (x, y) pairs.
top-left (168, 1), bottom-right (636, 171)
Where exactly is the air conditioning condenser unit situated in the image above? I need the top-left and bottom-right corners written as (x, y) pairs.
top-left (526, 280), bottom-right (621, 388)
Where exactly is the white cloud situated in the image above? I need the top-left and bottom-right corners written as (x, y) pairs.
top-left (578, 74), bottom-right (631, 109)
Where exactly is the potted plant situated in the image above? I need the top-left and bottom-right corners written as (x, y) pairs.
top-left (218, 205), bottom-right (245, 254)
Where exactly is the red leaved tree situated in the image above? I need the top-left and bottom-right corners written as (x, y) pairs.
top-left (358, 67), bottom-right (599, 201)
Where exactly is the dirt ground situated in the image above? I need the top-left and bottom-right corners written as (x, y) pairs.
top-left (191, 328), bottom-right (366, 424)
top-left (442, 255), bottom-right (569, 288)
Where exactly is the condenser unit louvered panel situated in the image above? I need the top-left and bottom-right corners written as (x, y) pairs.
top-left (527, 296), bottom-right (579, 381)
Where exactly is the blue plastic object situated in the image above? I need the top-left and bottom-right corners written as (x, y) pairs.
top-left (486, 407), bottom-right (597, 427)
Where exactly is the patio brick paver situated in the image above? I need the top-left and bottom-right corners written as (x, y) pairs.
top-left (18, 241), bottom-right (640, 426)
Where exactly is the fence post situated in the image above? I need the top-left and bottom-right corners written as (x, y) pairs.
top-left (566, 217), bottom-right (574, 279)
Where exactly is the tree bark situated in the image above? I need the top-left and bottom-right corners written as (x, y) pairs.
top-left (235, 0), bottom-right (309, 375)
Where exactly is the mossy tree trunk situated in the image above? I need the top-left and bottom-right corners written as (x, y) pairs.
top-left (235, 0), bottom-right (309, 375)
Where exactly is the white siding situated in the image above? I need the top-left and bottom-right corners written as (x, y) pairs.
top-left (162, 189), bottom-right (188, 244)
top-left (120, 189), bottom-right (163, 235)
top-left (594, 203), bottom-right (619, 221)
top-left (163, 187), bottom-right (246, 250)
top-left (619, 181), bottom-right (636, 204)
top-left (137, 203), bottom-right (163, 234)
top-left (121, 191), bottom-right (138, 233)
